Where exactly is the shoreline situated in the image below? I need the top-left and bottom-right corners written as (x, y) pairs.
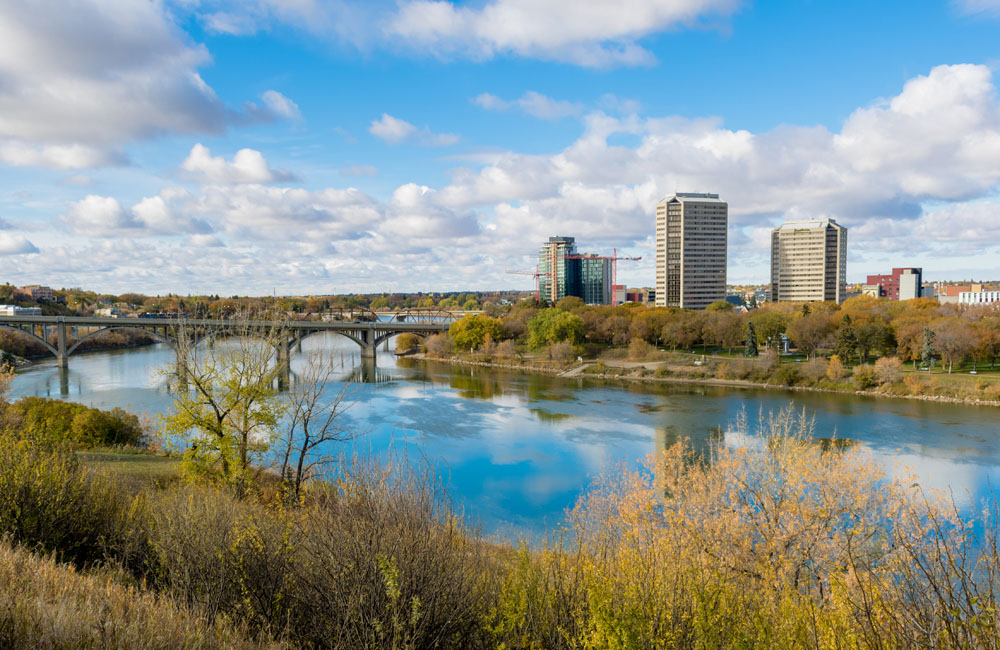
top-left (416, 354), bottom-right (1000, 408)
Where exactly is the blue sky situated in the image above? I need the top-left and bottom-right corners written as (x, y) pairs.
top-left (1, 0), bottom-right (999, 295)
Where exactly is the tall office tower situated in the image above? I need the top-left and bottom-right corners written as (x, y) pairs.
top-left (538, 236), bottom-right (578, 304)
top-left (654, 193), bottom-right (728, 309)
top-left (576, 255), bottom-right (613, 305)
top-left (770, 219), bottom-right (848, 303)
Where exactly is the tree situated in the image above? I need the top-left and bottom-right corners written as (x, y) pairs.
top-left (708, 312), bottom-right (745, 354)
top-left (786, 312), bottom-right (835, 359)
top-left (706, 300), bottom-right (734, 312)
top-left (556, 296), bottom-right (585, 312)
top-left (527, 309), bottom-right (584, 348)
top-left (873, 357), bottom-right (903, 385)
top-left (826, 355), bottom-right (847, 381)
top-left (449, 314), bottom-right (504, 352)
top-left (921, 327), bottom-right (936, 370)
top-left (933, 318), bottom-right (975, 374)
top-left (162, 319), bottom-right (287, 498)
top-left (853, 320), bottom-right (891, 365)
top-left (749, 310), bottom-right (788, 350)
top-left (462, 299), bottom-right (480, 311)
top-left (278, 354), bottom-right (358, 500)
top-left (745, 322), bottom-right (759, 357)
top-left (834, 315), bottom-right (858, 365)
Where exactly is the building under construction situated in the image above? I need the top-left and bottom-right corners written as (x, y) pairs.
top-left (536, 236), bottom-right (634, 306)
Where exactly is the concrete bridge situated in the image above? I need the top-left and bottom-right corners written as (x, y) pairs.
top-left (0, 315), bottom-right (449, 374)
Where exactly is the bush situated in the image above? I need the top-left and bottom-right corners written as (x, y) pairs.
top-left (903, 373), bottom-right (926, 395)
top-left (423, 333), bottom-right (452, 358)
top-left (771, 365), bottom-right (799, 386)
top-left (547, 341), bottom-right (576, 365)
top-left (5, 397), bottom-right (143, 447)
top-left (802, 357), bottom-right (828, 382)
top-left (394, 333), bottom-right (421, 355)
top-left (0, 538), bottom-right (276, 650)
top-left (826, 354), bottom-right (848, 381)
top-left (493, 339), bottom-right (518, 360)
top-left (852, 364), bottom-right (879, 389)
top-left (874, 356), bottom-right (904, 385)
top-left (627, 338), bottom-right (655, 360)
top-left (0, 433), bottom-right (143, 568)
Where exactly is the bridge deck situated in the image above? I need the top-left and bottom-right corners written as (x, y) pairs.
top-left (0, 315), bottom-right (449, 332)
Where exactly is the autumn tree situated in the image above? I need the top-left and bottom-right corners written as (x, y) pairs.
top-left (449, 314), bottom-right (504, 352)
top-left (933, 318), bottom-right (975, 374)
top-left (786, 312), bottom-right (835, 359)
top-left (527, 309), bottom-right (585, 348)
top-left (162, 318), bottom-right (287, 497)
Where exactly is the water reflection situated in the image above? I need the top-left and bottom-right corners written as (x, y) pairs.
top-left (9, 340), bottom-right (1000, 536)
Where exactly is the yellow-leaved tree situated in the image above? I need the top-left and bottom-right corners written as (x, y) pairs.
top-left (162, 316), bottom-right (287, 497)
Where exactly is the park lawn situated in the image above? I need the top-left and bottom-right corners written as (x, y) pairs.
top-left (78, 448), bottom-right (182, 488)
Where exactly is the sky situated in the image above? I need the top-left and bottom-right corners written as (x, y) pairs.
top-left (0, 0), bottom-right (999, 296)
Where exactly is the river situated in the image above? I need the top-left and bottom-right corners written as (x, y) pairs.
top-left (10, 334), bottom-right (1000, 537)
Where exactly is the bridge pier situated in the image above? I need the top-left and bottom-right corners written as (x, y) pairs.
top-left (56, 320), bottom-right (68, 369)
top-left (276, 339), bottom-right (291, 391)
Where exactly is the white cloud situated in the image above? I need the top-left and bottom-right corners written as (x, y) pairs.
top-left (0, 233), bottom-right (39, 255)
top-left (16, 63), bottom-right (1000, 292)
top-left (180, 143), bottom-right (296, 184)
top-left (260, 90), bottom-right (302, 120)
top-left (386, 0), bottom-right (742, 67)
top-left (61, 192), bottom-right (212, 237)
top-left (0, 0), bottom-right (299, 170)
top-left (955, 0), bottom-right (1000, 15)
top-left (473, 91), bottom-right (582, 119)
top-left (368, 113), bottom-right (460, 146)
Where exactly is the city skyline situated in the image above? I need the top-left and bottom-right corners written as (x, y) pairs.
top-left (1, 0), bottom-right (1000, 295)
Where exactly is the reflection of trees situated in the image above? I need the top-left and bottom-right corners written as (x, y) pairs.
top-left (655, 425), bottom-right (723, 465)
top-left (448, 369), bottom-right (503, 400)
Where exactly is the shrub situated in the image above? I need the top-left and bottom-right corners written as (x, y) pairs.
top-left (5, 397), bottom-right (143, 447)
top-left (547, 341), bottom-right (576, 365)
top-left (771, 365), bottom-right (799, 386)
top-left (493, 339), bottom-right (518, 360)
top-left (802, 357), bottom-right (828, 382)
top-left (423, 333), bottom-right (452, 358)
top-left (627, 338), bottom-right (654, 360)
top-left (0, 433), bottom-right (143, 568)
top-left (903, 373), bottom-right (925, 395)
top-left (394, 333), bottom-right (421, 355)
top-left (0, 538), bottom-right (277, 650)
top-left (826, 354), bottom-right (848, 381)
top-left (874, 356), bottom-right (904, 385)
top-left (852, 364), bottom-right (879, 389)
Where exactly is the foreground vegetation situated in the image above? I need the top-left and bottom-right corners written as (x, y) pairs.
top-left (3, 353), bottom-right (1000, 648)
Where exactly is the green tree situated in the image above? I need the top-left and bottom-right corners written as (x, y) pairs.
top-left (449, 314), bottom-right (504, 351)
top-left (462, 299), bottom-right (480, 311)
top-left (745, 322), bottom-right (759, 357)
top-left (706, 300), bottom-right (734, 312)
top-left (163, 321), bottom-right (286, 497)
top-left (527, 309), bottom-right (584, 348)
top-left (835, 315), bottom-right (858, 365)
top-left (921, 326), bottom-right (935, 370)
top-left (750, 310), bottom-right (788, 349)
top-left (555, 296), bottom-right (585, 312)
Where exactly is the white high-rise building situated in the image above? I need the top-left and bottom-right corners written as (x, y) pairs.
top-left (770, 219), bottom-right (847, 303)
top-left (655, 193), bottom-right (728, 309)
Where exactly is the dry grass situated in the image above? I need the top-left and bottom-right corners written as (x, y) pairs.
top-left (0, 537), bottom-right (283, 650)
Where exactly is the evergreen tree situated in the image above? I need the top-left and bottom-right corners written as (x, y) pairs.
top-left (834, 314), bottom-right (858, 365)
top-left (921, 326), bottom-right (936, 370)
top-left (745, 322), bottom-right (759, 357)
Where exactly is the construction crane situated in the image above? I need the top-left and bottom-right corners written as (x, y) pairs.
top-left (505, 266), bottom-right (551, 303)
top-left (565, 248), bottom-right (641, 305)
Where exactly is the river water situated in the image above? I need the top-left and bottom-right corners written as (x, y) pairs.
top-left (10, 335), bottom-right (1000, 537)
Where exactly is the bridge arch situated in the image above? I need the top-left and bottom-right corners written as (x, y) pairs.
top-left (293, 328), bottom-right (367, 349)
top-left (65, 325), bottom-right (176, 356)
top-left (0, 323), bottom-right (59, 358)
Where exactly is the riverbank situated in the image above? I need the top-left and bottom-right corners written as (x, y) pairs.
top-left (416, 353), bottom-right (1000, 408)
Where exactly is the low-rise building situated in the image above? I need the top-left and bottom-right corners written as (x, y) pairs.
top-left (0, 305), bottom-right (42, 316)
top-left (865, 268), bottom-right (923, 300)
top-left (959, 290), bottom-right (1000, 305)
top-left (18, 285), bottom-right (54, 301)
